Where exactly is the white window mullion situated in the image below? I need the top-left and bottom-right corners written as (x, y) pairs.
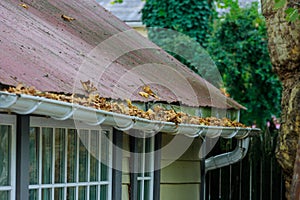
top-left (87, 130), bottom-right (91, 200)
top-left (10, 116), bottom-right (16, 200)
top-left (52, 128), bottom-right (55, 200)
top-left (107, 131), bottom-right (112, 200)
top-left (75, 130), bottom-right (80, 200)
top-left (64, 129), bottom-right (68, 200)
top-left (98, 131), bottom-right (102, 199)
top-left (38, 127), bottom-right (42, 200)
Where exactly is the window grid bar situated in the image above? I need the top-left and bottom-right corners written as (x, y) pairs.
top-left (137, 177), bottom-right (152, 181)
top-left (141, 136), bottom-right (146, 200)
top-left (0, 186), bottom-right (13, 191)
top-left (98, 131), bottom-right (101, 199)
top-left (107, 131), bottom-right (113, 200)
top-left (64, 128), bottom-right (68, 200)
top-left (38, 127), bottom-right (42, 200)
top-left (27, 126), bottom-right (112, 200)
top-left (87, 130), bottom-right (91, 200)
top-left (29, 181), bottom-right (110, 189)
top-left (52, 128), bottom-right (55, 200)
top-left (75, 130), bottom-right (79, 200)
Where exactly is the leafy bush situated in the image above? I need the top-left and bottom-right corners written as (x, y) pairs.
top-left (207, 3), bottom-right (282, 127)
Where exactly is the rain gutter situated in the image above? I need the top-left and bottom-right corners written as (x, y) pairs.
top-left (0, 91), bottom-right (260, 138)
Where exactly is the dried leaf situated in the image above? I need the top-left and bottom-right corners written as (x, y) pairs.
top-left (61, 14), bottom-right (75, 22)
top-left (80, 80), bottom-right (97, 94)
top-left (139, 91), bottom-right (149, 98)
top-left (142, 85), bottom-right (159, 99)
top-left (19, 3), bottom-right (29, 9)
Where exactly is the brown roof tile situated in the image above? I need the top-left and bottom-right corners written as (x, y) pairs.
top-left (0, 0), bottom-right (245, 109)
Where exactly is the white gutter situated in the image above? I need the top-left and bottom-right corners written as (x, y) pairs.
top-left (0, 91), bottom-right (259, 157)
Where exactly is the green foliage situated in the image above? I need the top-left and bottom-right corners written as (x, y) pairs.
top-left (207, 3), bottom-right (282, 127)
top-left (274, 0), bottom-right (300, 22)
top-left (141, 0), bottom-right (222, 86)
top-left (142, 0), bottom-right (213, 46)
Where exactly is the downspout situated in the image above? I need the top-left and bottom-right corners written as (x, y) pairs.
top-left (205, 138), bottom-right (250, 172)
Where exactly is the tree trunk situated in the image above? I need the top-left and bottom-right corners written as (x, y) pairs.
top-left (261, 0), bottom-right (300, 199)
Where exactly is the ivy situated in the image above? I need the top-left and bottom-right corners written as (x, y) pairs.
top-left (207, 3), bottom-right (282, 127)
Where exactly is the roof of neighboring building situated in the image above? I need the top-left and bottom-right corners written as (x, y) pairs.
top-left (98, 0), bottom-right (145, 25)
top-left (0, 0), bottom-right (245, 109)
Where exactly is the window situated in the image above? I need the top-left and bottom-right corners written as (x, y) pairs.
top-left (0, 114), bottom-right (16, 200)
top-left (131, 132), bottom-right (154, 200)
top-left (29, 117), bottom-right (112, 200)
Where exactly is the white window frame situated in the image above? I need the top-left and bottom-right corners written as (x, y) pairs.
top-left (136, 133), bottom-right (154, 200)
top-left (0, 114), bottom-right (16, 200)
top-left (29, 117), bottom-right (113, 200)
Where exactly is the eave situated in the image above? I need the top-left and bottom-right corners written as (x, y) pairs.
top-left (0, 91), bottom-right (259, 138)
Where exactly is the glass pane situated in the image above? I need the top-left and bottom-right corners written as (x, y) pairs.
top-left (29, 189), bottom-right (38, 200)
top-left (42, 188), bottom-right (51, 200)
top-left (0, 125), bottom-right (11, 186)
top-left (67, 129), bottom-right (77, 183)
top-left (145, 138), bottom-right (153, 177)
top-left (101, 131), bottom-right (109, 181)
top-left (67, 187), bottom-right (75, 200)
top-left (79, 130), bottom-right (89, 182)
top-left (144, 180), bottom-right (150, 200)
top-left (42, 128), bottom-right (53, 184)
top-left (29, 127), bottom-right (39, 185)
top-left (90, 131), bottom-right (99, 182)
top-left (90, 185), bottom-right (97, 199)
top-left (100, 185), bottom-right (108, 200)
top-left (0, 191), bottom-right (9, 200)
top-left (54, 187), bottom-right (64, 200)
top-left (137, 181), bottom-right (142, 200)
top-left (78, 186), bottom-right (87, 200)
top-left (55, 128), bottom-right (65, 183)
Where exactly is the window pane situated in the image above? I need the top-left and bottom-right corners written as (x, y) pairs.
top-left (67, 187), bottom-right (75, 200)
top-left (78, 186), bottom-right (87, 200)
top-left (137, 181), bottom-right (142, 200)
top-left (29, 127), bottom-right (39, 185)
top-left (0, 191), bottom-right (9, 200)
top-left (42, 128), bottom-right (53, 184)
top-left (90, 131), bottom-right (99, 182)
top-left (54, 187), bottom-right (64, 200)
top-left (42, 188), bottom-right (51, 200)
top-left (0, 125), bottom-right (10, 186)
top-left (79, 130), bottom-right (89, 182)
top-left (145, 138), bottom-right (152, 177)
top-left (55, 128), bottom-right (65, 183)
top-left (29, 189), bottom-right (38, 200)
top-left (67, 129), bottom-right (77, 183)
top-left (144, 180), bottom-right (150, 200)
top-left (101, 131), bottom-right (109, 181)
top-left (89, 185), bottom-right (97, 199)
top-left (100, 185), bottom-right (108, 200)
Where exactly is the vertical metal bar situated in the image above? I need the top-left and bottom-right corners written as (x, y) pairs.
top-left (16, 115), bottom-right (30, 200)
top-left (112, 128), bottom-right (123, 200)
top-left (153, 133), bottom-right (162, 200)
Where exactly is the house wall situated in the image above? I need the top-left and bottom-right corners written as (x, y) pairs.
top-left (120, 132), bottom-right (203, 200)
top-left (160, 133), bottom-right (201, 200)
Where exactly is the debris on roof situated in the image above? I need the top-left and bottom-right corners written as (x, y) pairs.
top-left (0, 0), bottom-right (245, 110)
top-left (2, 83), bottom-right (247, 128)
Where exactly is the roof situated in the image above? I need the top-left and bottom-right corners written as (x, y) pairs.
top-left (98, 0), bottom-right (145, 24)
top-left (0, 0), bottom-right (245, 110)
